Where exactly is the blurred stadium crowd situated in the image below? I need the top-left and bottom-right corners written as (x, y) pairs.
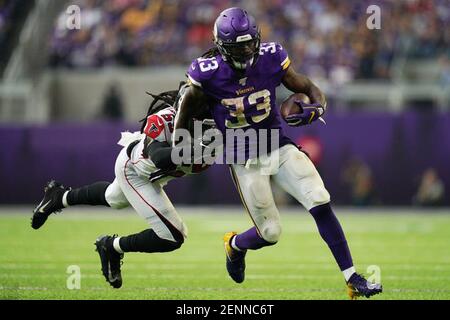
top-left (0, 0), bottom-right (14, 46)
top-left (48, 0), bottom-right (449, 82)
top-left (0, 0), bottom-right (31, 69)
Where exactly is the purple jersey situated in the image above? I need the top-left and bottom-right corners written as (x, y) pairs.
top-left (187, 42), bottom-right (294, 161)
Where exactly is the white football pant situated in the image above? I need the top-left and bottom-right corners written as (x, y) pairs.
top-left (230, 144), bottom-right (330, 243)
top-left (104, 148), bottom-right (188, 242)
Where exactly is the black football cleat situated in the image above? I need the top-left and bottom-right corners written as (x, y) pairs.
top-left (31, 180), bottom-right (68, 229)
top-left (95, 235), bottom-right (124, 289)
top-left (347, 273), bottom-right (383, 299)
top-left (223, 232), bottom-right (247, 284)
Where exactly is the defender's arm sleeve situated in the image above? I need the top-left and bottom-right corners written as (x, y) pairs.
top-left (145, 140), bottom-right (176, 170)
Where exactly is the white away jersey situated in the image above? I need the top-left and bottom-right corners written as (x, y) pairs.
top-left (127, 107), bottom-right (209, 184)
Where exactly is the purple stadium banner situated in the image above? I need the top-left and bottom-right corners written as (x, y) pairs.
top-left (0, 112), bottom-right (449, 205)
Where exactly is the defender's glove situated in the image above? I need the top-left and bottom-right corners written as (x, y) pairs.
top-left (285, 101), bottom-right (325, 127)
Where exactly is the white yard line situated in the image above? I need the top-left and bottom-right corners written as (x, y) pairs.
top-left (1, 262), bottom-right (450, 271)
top-left (1, 273), bottom-right (450, 281)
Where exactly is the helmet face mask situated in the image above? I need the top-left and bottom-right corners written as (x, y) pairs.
top-left (213, 7), bottom-right (261, 70)
top-left (221, 38), bottom-right (260, 62)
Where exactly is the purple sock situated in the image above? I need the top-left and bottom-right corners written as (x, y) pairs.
top-left (309, 203), bottom-right (353, 271)
top-left (234, 227), bottom-right (275, 250)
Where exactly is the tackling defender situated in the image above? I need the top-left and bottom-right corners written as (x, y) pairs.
top-left (32, 86), bottom-right (210, 288)
top-left (174, 7), bottom-right (382, 299)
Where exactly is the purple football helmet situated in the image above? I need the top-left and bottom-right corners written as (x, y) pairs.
top-left (213, 7), bottom-right (261, 70)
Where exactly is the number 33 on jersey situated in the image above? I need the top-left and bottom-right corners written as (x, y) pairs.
top-left (187, 42), bottom-right (291, 133)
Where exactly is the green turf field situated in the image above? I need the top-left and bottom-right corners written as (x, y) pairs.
top-left (1, 207), bottom-right (449, 300)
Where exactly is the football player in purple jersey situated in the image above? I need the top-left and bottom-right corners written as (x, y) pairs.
top-left (174, 7), bottom-right (382, 299)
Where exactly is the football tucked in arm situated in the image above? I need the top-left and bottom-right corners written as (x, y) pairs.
top-left (280, 93), bottom-right (323, 126)
top-left (280, 93), bottom-right (311, 119)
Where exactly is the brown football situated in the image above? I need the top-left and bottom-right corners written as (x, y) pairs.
top-left (280, 93), bottom-right (311, 119)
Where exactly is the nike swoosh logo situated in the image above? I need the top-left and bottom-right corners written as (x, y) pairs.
top-left (109, 275), bottom-right (118, 282)
top-left (308, 111), bottom-right (316, 124)
top-left (108, 269), bottom-right (119, 282)
top-left (38, 200), bottom-right (51, 213)
top-left (367, 282), bottom-right (380, 289)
